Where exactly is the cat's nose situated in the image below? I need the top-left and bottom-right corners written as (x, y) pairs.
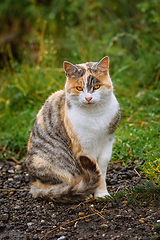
top-left (85, 97), bottom-right (92, 102)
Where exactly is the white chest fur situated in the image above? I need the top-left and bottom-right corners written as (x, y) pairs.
top-left (67, 93), bottom-right (119, 158)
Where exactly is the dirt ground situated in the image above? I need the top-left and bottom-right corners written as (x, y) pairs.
top-left (0, 159), bottom-right (159, 240)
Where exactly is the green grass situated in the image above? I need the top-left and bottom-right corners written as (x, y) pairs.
top-left (0, 65), bottom-right (65, 159)
top-left (97, 180), bottom-right (160, 206)
top-left (111, 66), bottom-right (160, 183)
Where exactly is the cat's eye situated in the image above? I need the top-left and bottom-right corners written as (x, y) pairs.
top-left (94, 84), bottom-right (100, 90)
top-left (76, 86), bottom-right (83, 91)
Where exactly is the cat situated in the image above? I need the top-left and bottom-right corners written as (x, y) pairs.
top-left (26, 56), bottom-right (121, 202)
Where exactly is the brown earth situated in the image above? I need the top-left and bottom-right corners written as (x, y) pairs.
top-left (0, 159), bottom-right (159, 240)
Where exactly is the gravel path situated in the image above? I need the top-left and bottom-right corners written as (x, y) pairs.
top-left (0, 159), bottom-right (159, 240)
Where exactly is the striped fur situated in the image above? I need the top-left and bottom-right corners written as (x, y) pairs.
top-left (26, 56), bottom-right (121, 201)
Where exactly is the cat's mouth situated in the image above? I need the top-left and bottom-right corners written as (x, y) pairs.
top-left (83, 101), bottom-right (95, 106)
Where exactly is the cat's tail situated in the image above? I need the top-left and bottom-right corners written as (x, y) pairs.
top-left (30, 156), bottom-right (101, 202)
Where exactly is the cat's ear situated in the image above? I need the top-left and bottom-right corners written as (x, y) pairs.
top-left (63, 61), bottom-right (78, 78)
top-left (96, 56), bottom-right (109, 74)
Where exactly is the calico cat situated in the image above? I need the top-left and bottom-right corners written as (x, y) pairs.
top-left (26, 56), bottom-right (121, 202)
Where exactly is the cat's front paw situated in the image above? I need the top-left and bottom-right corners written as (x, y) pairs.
top-left (94, 189), bottom-right (111, 199)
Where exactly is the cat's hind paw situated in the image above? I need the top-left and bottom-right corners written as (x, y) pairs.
top-left (86, 194), bottom-right (94, 201)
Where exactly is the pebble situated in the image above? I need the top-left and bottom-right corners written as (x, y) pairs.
top-left (100, 224), bottom-right (109, 229)
top-left (57, 236), bottom-right (66, 240)
top-left (8, 169), bottom-right (14, 174)
top-left (110, 225), bottom-right (116, 230)
top-left (5, 224), bottom-right (14, 231)
top-left (0, 213), bottom-right (9, 222)
top-left (78, 212), bottom-right (85, 217)
top-left (33, 234), bottom-right (39, 239)
top-left (145, 226), bottom-right (150, 232)
top-left (14, 165), bottom-right (22, 171)
top-left (27, 222), bottom-right (33, 227)
top-left (139, 218), bottom-right (146, 223)
top-left (13, 205), bottom-right (21, 210)
top-left (142, 237), bottom-right (148, 240)
top-left (8, 178), bottom-right (14, 181)
top-left (108, 203), bottom-right (112, 208)
top-left (90, 225), bottom-right (96, 230)
top-left (0, 222), bottom-right (6, 231)
top-left (8, 191), bottom-right (14, 196)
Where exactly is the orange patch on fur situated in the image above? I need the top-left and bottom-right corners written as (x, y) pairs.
top-left (31, 179), bottom-right (52, 190)
top-left (32, 155), bottom-right (75, 184)
top-left (32, 155), bottom-right (48, 168)
top-left (65, 78), bottom-right (86, 96)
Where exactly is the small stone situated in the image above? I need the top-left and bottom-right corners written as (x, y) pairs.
top-left (0, 213), bottom-right (9, 222)
top-left (27, 222), bottom-right (33, 227)
top-left (41, 220), bottom-right (45, 223)
top-left (8, 178), bottom-right (14, 181)
top-left (90, 225), bottom-right (96, 230)
top-left (122, 174), bottom-right (127, 178)
top-left (14, 165), bottom-right (22, 171)
top-left (33, 234), bottom-right (39, 239)
top-left (57, 236), bottom-right (66, 240)
top-left (8, 169), bottom-right (14, 174)
top-left (145, 226), bottom-right (150, 232)
top-left (8, 192), bottom-right (14, 196)
top-left (13, 205), bottom-right (21, 210)
top-left (5, 224), bottom-right (14, 231)
top-left (100, 224), bottom-right (109, 229)
top-left (142, 237), bottom-right (148, 240)
top-left (0, 222), bottom-right (5, 231)
top-left (110, 225), bottom-right (116, 230)
top-left (139, 218), bottom-right (146, 223)
top-left (85, 219), bottom-right (90, 222)
top-left (78, 212), bottom-right (85, 217)
top-left (108, 203), bottom-right (112, 208)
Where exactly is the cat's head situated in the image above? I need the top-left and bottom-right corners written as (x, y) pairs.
top-left (64, 56), bottom-right (113, 108)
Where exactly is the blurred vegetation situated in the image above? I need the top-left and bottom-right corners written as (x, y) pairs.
top-left (0, 0), bottom-right (160, 182)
